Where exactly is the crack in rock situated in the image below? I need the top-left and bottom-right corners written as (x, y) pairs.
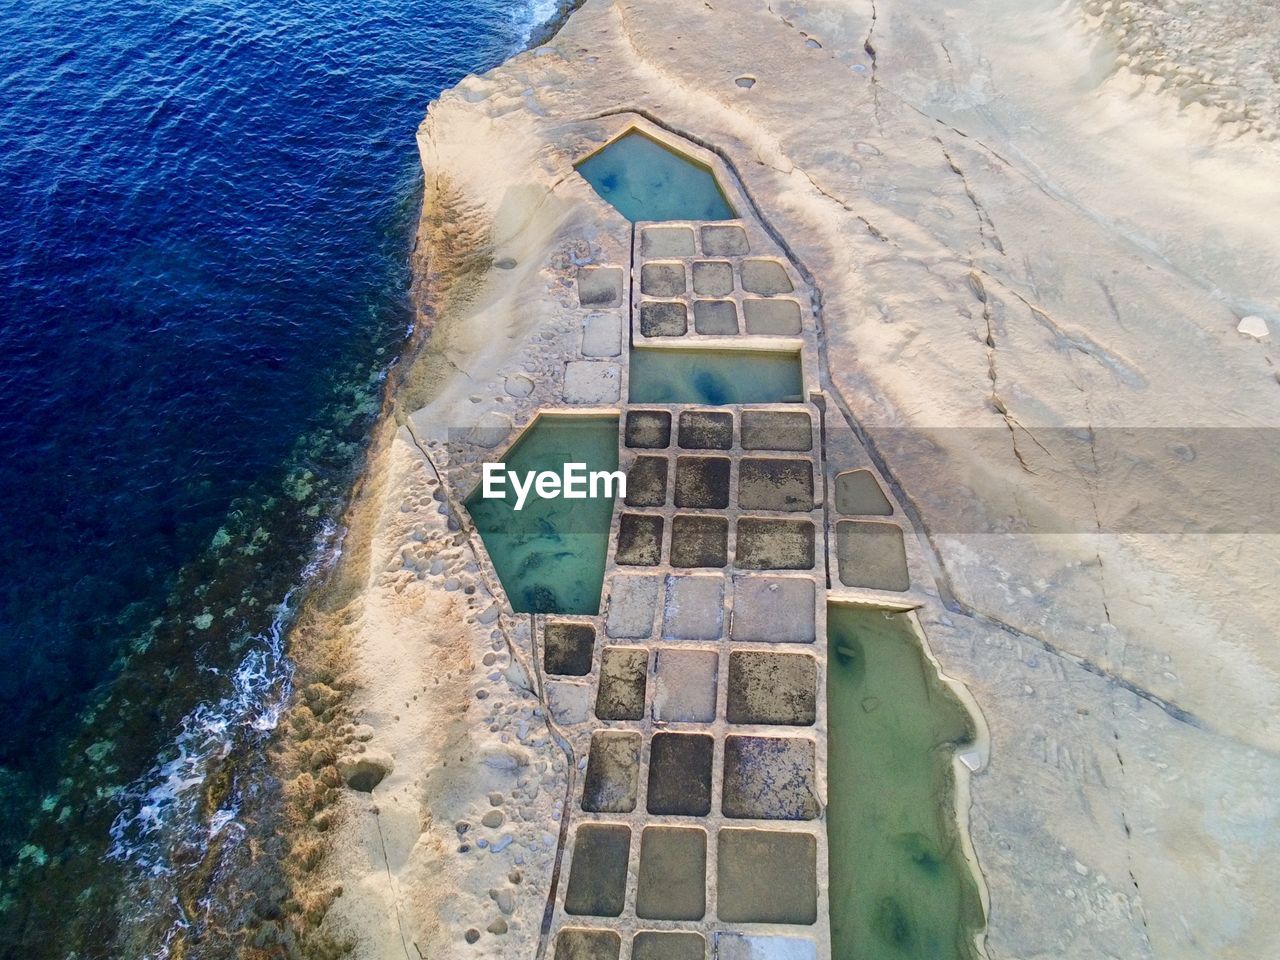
top-left (938, 137), bottom-right (1005, 254)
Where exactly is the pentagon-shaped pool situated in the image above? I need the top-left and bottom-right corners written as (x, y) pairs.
top-left (576, 130), bottom-right (735, 222)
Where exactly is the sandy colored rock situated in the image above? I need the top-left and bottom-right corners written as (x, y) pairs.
top-left (293, 0), bottom-right (1280, 955)
top-left (1238, 315), bottom-right (1270, 339)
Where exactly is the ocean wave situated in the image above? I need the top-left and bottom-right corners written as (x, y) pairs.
top-left (98, 0), bottom-right (554, 938)
top-left (513, 0), bottom-right (562, 44)
top-left (106, 519), bottom-right (344, 953)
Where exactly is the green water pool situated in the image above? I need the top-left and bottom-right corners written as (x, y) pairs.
top-left (576, 130), bottom-right (735, 222)
top-left (465, 415), bottom-right (619, 615)
top-left (827, 605), bottom-right (984, 960)
top-left (629, 347), bottom-right (803, 405)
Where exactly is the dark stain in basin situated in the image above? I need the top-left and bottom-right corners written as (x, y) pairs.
top-left (555, 928), bottom-right (622, 960)
top-left (582, 731), bottom-right (642, 813)
top-left (670, 514), bottom-right (728, 568)
top-left (674, 456), bottom-right (731, 509)
top-left (678, 410), bottom-right (733, 449)
top-left (625, 456), bottom-right (669, 507)
top-left (737, 457), bottom-right (814, 512)
top-left (735, 517), bottom-right (815, 569)
top-left (640, 301), bottom-right (688, 337)
top-left (646, 732), bottom-right (713, 816)
top-left (726, 650), bottom-right (817, 726)
top-left (595, 646), bottom-right (648, 720)
top-left (617, 513), bottom-right (664, 566)
top-left (543, 621), bottom-right (595, 676)
top-left (625, 410), bottom-right (672, 449)
top-left (564, 823), bottom-right (631, 917)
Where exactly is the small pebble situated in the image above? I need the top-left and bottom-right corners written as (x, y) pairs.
top-left (1238, 315), bottom-right (1269, 339)
top-left (494, 887), bottom-right (515, 914)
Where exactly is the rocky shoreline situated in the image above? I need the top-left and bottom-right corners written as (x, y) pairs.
top-left (259, 0), bottom-right (1280, 957)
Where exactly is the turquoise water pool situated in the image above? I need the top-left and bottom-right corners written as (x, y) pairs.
top-left (576, 130), bottom-right (735, 222)
top-left (629, 347), bottom-right (803, 404)
top-left (827, 605), bottom-right (984, 960)
top-left (466, 415), bottom-right (620, 615)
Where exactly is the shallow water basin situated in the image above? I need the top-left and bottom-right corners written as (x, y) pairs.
top-left (827, 605), bottom-right (984, 959)
top-left (629, 347), bottom-right (803, 405)
top-left (576, 130), bottom-right (735, 222)
top-left (465, 414), bottom-right (619, 614)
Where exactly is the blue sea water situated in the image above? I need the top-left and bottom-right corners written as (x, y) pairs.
top-left (0, 0), bottom-right (554, 952)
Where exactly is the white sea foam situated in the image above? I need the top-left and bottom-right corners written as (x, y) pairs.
top-left (513, 0), bottom-right (561, 44)
top-left (106, 519), bottom-right (345, 954)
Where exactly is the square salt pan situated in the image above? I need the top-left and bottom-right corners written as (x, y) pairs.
top-left (596, 646), bottom-right (649, 720)
top-left (662, 574), bottom-right (725, 640)
top-left (716, 829), bottom-right (816, 924)
top-left (647, 732), bottom-right (713, 816)
top-left (582, 731), bottom-right (642, 813)
top-left (625, 409), bottom-right (672, 449)
top-left (564, 823), bottom-right (631, 916)
top-left (692, 260), bottom-right (734, 297)
top-left (735, 517), bottom-right (815, 570)
top-left (671, 515), bottom-right (729, 568)
top-left (617, 514), bottom-right (664, 566)
top-left (577, 266), bottom-right (624, 307)
top-left (737, 457), bottom-right (814, 512)
top-left (674, 455), bottom-right (731, 509)
top-left (607, 574), bottom-right (660, 638)
top-left (636, 825), bottom-right (707, 920)
top-left (731, 576), bottom-right (815, 643)
top-left (640, 301), bottom-right (688, 337)
top-left (693, 299), bottom-right (739, 335)
top-left (726, 650), bottom-right (816, 726)
top-left (833, 468), bottom-right (893, 516)
top-left (701, 224), bottom-right (749, 256)
top-left (625, 455), bottom-right (669, 507)
top-left (641, 226), bottom-right (696, 257)
top-left (741, 410), bottom-right (812, 451)
top-left (678, 410), bottom-right (733, 450)
top-left (836, 520), bottom-right (910, 591)
top-left (716, 934), bottom-right (816, 960)
top-left (581, 313), bottom-right (623, 357)
top-left (632, 931), bottom-right (706, 960)
top-left (641, 262), bottom-right (687, 297)
top-left (564, 361), bottom-right (620, 403)
top-left (722, 735), bottom-right (818, 820)
top-left (556, 928), bottom-right (622, 960)
top-left (743, 298), bottom-right (802, 335)
top-left (653, 648), bottom-right (718, 722)
top-left (741, 259), bottom-right (793, 295)
top-left (544, 622), bottom-right (595, 676)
